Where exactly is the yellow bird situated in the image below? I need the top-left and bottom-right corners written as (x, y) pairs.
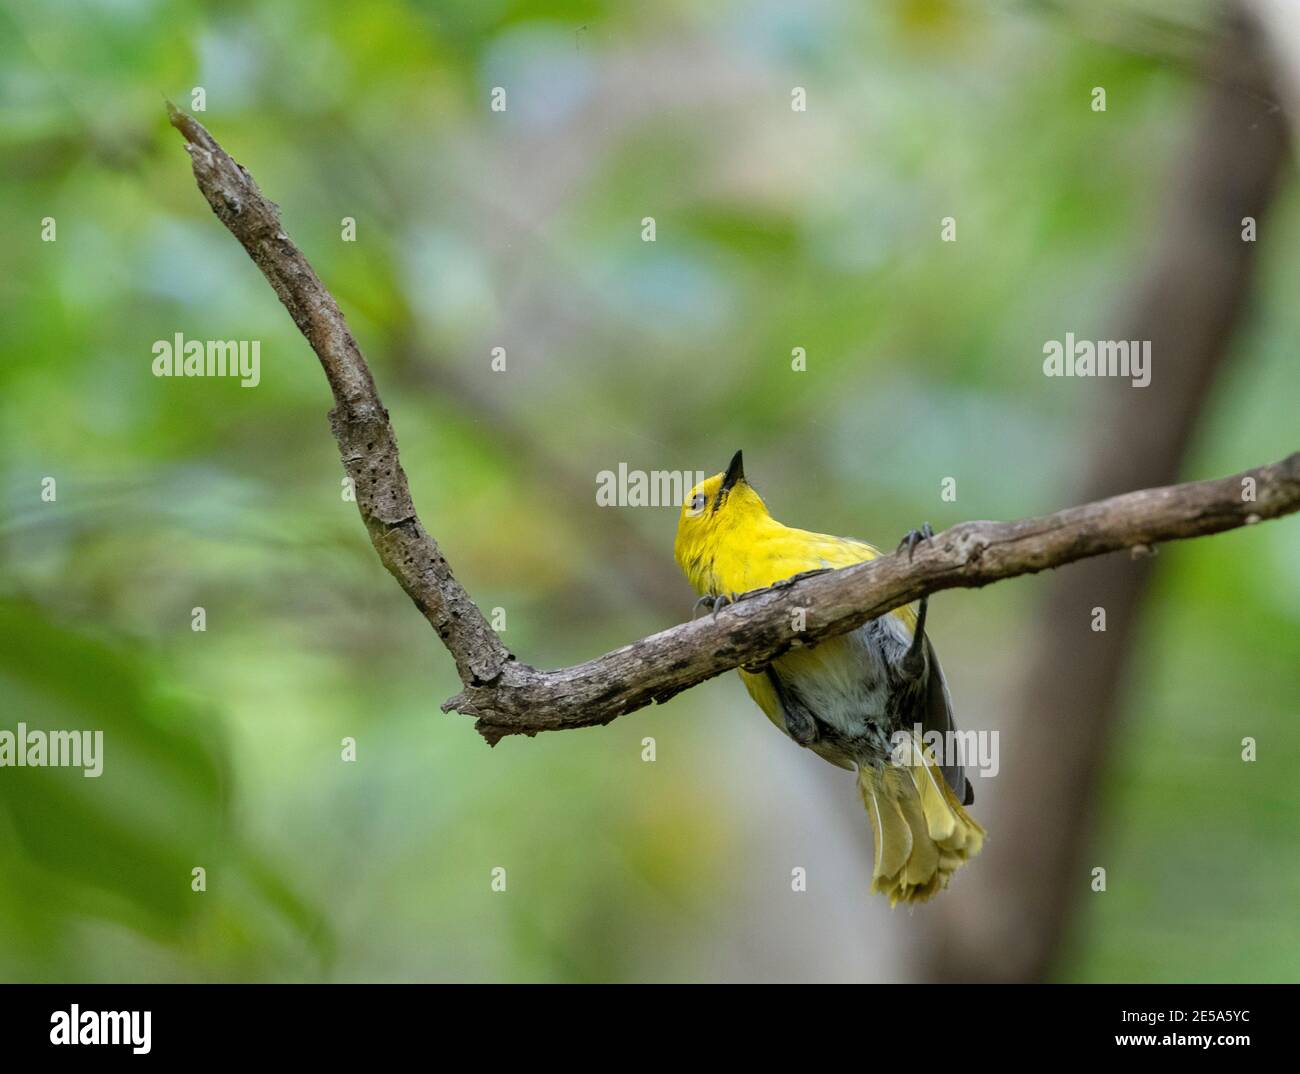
top-left (674, 451), bottom-right (983, 905)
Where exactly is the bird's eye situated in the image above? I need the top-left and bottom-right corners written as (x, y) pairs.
top-left (689, 492), bottom-right (707, 515)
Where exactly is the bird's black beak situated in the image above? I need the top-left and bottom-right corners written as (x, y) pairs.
top-left (719, 449), bottom-right (745, 498)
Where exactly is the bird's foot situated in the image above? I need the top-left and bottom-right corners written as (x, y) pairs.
top-left (692, 592), bottom-right (737, 619)
top-left (784, 709), bottom-right (819, 746)
top-left (896, 521), bottom-right (935, 562)
top-left (894, 523), bottom-right (934, 678)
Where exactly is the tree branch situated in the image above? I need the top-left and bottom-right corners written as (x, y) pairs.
top-left (167, 106), bottom-right (1300, 746)
top-left (166, 104), bottom-right (508, 689)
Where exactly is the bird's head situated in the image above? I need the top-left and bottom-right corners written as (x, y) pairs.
top-left (673, 450), bottom-right (770, 581)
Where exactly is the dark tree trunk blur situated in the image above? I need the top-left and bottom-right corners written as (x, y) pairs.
top-left (917, 11), bottom-right (1291, 983)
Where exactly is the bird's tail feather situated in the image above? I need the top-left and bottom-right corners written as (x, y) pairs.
top-left (858, 737), bottom-right (984, 906)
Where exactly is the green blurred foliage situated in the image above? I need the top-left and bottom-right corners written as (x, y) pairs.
top-left (0, 0), bottom-right (1296, 980)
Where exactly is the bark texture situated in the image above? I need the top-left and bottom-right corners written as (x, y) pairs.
top-left (168, 106), bottom-right (1298, 752)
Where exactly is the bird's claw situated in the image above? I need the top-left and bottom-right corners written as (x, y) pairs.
top-left (897, 521), bottom-right (934, 562)
top-left (692, 593), bottom-right (736, 619)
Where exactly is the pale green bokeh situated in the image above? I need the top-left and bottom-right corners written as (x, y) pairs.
top-left (0, 0), bottom-right (1296, 981)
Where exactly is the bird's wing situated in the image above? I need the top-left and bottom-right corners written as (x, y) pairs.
top-left (921, 639), bottom-right (973, 804)
top-left (738, 666), bottom-right (786, 733)
top-left (738, 666), bottom-right (855, 770)
top-left (805, 533), bottom-right (881, 568)
top-left (803, 532), bottom-right (919, 632)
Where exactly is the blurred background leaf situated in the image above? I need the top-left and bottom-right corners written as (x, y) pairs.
top-left (0, 0), bottom-right (1296, 981)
